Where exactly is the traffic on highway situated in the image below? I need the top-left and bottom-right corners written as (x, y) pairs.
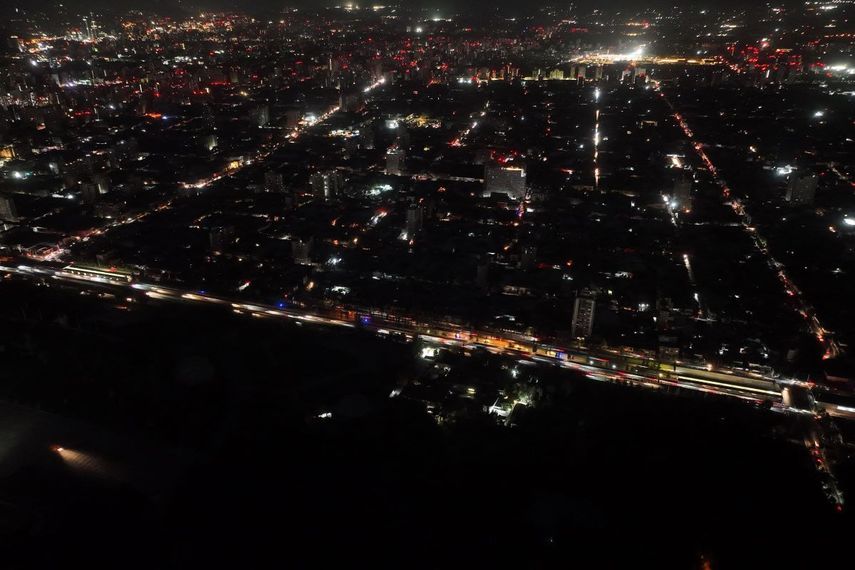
top-left (4, 259), bottom-right (844, 419)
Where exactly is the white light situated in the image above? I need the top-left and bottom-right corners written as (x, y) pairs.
top-left (843, 217), bottom-right (855, 227)
top-left (814, 110), bottom-right (825, 118)
top-left (420, 346), bottom-right (438, 359)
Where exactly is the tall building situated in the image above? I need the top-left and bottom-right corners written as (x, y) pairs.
top-left (406, 203), bottom-right (423, 238)
top-left (92, 172), bottom-right (110, 195)
top-left (284, 108), bottom-right (301, 130)
top-left (200, 133), bottom-right (218, 152)
top-left (0, 194), bottom-right (18, 221)
top-left (264, 170), bottom-right (285, 193)
top-left (520, 244), bottom-right (537, 269)
top-left (571, 296), bottom-right (596, 339)
top-left (360, 126), bottom-right (376, 150)
top-left (476, 257), bottom-right (490, 292)
top-left (339, 91), bottom-right (362, 112)
top-left (253, 104), bottom-right (270, 127)
top-left (291, 237), bottom-right (313, 265)
top-left (673, 176), bottom-right (693, 212)
top-left (0, 144), bottom-right (16, 160)
top-left (785, 172), bottom-right (817, 206)
top-left (209, 225), bottom-right (235, 252)
top-left (81, 182), bottom-right (100, 205)
top-left (202, 104), bottom-right (216, 130)
top-left (386, 147), bottom-right (406, 175)
top-left (310, 170), bottom-right (344, 201)
top-left (484, 162), bottom-right (526, 199)
top-left (656, 297), bottom-right (674, 332)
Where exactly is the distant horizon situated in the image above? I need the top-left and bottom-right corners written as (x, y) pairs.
top-left (1, 0), bottom-right (808, 17)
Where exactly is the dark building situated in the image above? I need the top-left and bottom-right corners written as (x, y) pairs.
top-left (785, 172), bottom-right (817, 206)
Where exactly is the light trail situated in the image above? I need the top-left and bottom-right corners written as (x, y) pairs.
top-left (3, 260), bottom-right (836, 414)
top-left (593, 87), bottom-right (600, 189)
top-left (449, 102), bottom-right (488, 147)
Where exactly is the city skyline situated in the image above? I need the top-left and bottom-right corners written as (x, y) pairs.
top-left (1, 2), bottom-right (854, 566)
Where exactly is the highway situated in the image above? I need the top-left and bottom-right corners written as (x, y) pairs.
top-left (2, 260), bottom-right (837, 416)
top-left (4, 259), bottom-right (850, 512)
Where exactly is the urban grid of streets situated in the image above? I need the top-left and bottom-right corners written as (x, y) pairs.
top-left (2, 8), bottom-right (854, 519)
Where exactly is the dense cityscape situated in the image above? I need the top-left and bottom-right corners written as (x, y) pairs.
top-left (1, 0), bottom-right (855, 566)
